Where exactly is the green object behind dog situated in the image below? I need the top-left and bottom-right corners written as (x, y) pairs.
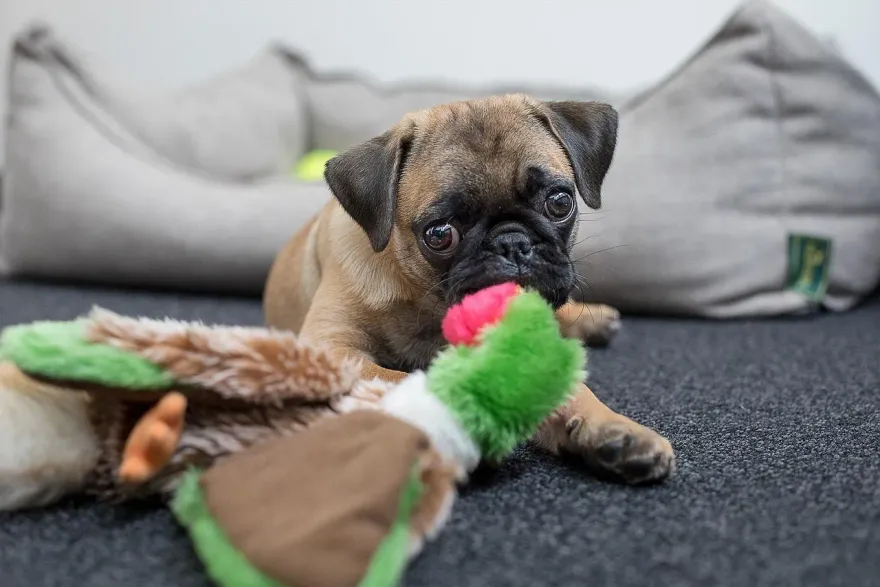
top-left (293, 149), bottom-right (338, 181)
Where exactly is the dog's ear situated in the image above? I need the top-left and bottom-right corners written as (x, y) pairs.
top-left (535, 101), bottom-right (618, 209)
top-left (324, 125), bottom-right (413, 252)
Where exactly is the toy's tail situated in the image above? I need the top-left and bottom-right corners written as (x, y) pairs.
top-left (0, 307), bottom-right (361, 405)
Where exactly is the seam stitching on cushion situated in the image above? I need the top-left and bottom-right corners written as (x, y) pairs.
top-left (760, 10), bottom-right (788, 214)
top-left (274, 48), bottom-right (319, 153)
top-left (758, 5), bottom-right (800, 304)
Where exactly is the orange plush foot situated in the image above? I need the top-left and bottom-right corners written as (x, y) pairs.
top-left (118, 392), bottom-right (187, 485)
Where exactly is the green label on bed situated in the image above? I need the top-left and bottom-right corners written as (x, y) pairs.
top-left (786, 235), bottom-right (831, 301)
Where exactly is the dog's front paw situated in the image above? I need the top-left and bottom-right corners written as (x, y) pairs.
top-left (557, 303), bottom-right (621, 348)
top-left (563, 416), bottom-right (675, 485)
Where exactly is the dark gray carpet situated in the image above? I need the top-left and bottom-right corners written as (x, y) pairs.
top-left (0, 278), bottom-right (878, 587)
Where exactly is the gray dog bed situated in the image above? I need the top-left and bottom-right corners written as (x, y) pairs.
top-left (3, 0), bottom-right (879, 317)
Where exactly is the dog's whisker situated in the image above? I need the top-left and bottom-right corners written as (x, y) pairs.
top-left (570, 231), bottom-right (605, 249)
top-left (415, 274), bottom-right (469, 333)
top-left (423, 276), bottom-right (467, 334)
top-left (572, 244), bottom-right (629, 264)
top-left (578, 258), bottom-right (626, 279)
top-left (573, 279), bottom-right (595, 326)
top-left (577, 261), bottom-right (622, 292)
top-left (415, 276), bottom-right (453, 331)
top-left (577, 272), bottom-right (630, 307)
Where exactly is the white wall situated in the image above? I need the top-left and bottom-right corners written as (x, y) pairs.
top-left (1, 0), bottom-right (879, 159)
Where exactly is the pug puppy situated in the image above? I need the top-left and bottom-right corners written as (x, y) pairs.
top-left (264, 94), bottom-right (675, 484)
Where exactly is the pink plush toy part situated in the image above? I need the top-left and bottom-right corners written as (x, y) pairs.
top-left (441, 282), bottom-right (521, 346)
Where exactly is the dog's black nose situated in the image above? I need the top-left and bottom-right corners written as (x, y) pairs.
top-left (491, 227), bottom-right (533, 262)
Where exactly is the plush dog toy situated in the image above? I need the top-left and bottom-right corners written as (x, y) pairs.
top-left (0, 283), bottom-right (586, 587)
top-left (169, 282), bottom-right (586, 587)
top-left (0, 306), bottom-right (376, 502)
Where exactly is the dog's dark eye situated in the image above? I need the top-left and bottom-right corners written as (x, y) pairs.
top-left (424, 223), bottom-right (460, 253)
top-left (544, 192), bottom-right (574, 220)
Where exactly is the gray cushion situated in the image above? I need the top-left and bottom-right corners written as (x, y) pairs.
top-left (0, 25), bottom-right (325, 295)
top-left (14, 26), bottom-right (312, 182)
top-left (89, 45), bottom-right (312, 182)
top-left (570, 0), bottom-right (880, 316)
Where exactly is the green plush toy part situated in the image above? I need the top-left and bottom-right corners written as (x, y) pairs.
top-left (171, 282), bottom-right (587, 587)
top-left (0, 319), bottom-right (174, 389)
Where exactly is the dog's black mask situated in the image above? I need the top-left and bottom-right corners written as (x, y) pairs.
top-left (415, 168), bottom-right (581, 309)
top-left (447, 216), bottom-right (576, 308)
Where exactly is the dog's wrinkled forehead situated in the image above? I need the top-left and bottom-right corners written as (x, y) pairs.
top-left (398, 96), bottom-right (574, 218)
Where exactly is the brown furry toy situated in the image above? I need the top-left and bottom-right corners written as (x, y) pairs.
top-left (0, 307), bottom-right (388, 510)
top-left (0, 284), bottom-right (588, 587)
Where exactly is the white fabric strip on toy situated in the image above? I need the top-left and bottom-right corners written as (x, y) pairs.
top-left (379, 371), bottom-right (480, 477)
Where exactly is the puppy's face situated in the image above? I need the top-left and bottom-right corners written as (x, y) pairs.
top-left (325, 94), bottom-right (618, 309)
